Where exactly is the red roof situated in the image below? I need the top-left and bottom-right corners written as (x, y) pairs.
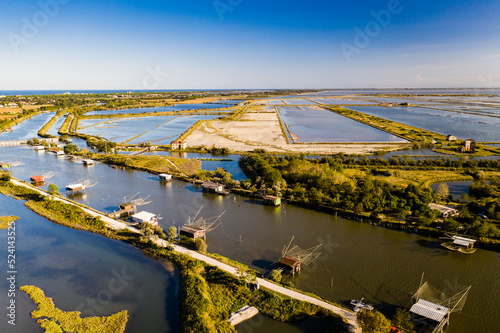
top-left (30, 175), bottom-right (44, 182)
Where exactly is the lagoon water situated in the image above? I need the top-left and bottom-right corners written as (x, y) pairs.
top-left (0, 193), bottom-right (180, 333)
top-left (0, 112), bottom-right (55, 141)
top-left (78, 115), bottom-right (220, 144)
top-left (277, 107), bottom-right (407, 143)
top-left (348, 106), bottom-right (500, 141)
top-left (1, 145), bottom-right (499, 333)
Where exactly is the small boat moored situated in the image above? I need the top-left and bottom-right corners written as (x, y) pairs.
top-left (350, 298), bottom-right (374, 312)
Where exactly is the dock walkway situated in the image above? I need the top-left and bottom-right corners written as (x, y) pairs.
top-left (10, 178), bottom-right (360, 333)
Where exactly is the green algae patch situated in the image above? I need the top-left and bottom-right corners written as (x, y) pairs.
top-left (20, 285), bottom-right (128, 333)
top-left (0, 216), bottom-right (19, 230)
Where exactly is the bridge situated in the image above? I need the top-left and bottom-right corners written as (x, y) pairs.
top-left (0, 138), bottom-right (59, 146)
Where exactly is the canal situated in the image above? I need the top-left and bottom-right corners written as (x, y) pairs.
top-left (1, 144), bottom-right (499, 333)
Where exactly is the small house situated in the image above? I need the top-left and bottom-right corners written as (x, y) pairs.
top-left (461, 139), bottom-right (476, 153)
top-left (278, 256), bottom-right (301, 274)
top-left (159, 173), bottom-right (172, 181)
top-left (429, 203), bottom-right (459, 218)
top-left (201, 181), bottom-right (226, 194)
top-left (66, 183), bottom-right (85, 193)
top-left (446, 135), bottom-right (457, 141)
top-left (263, 195), bottom-right (281, 206)
top-left (83, 159), bottom-right (95, 166)
top-left (30, 175), bottom-right (45, 183)
top-left (180, 225), bottom-right (205, 239)
top-left (56, 150), bottom-right (65, 156)
top-left (171, 140), bottom-right (187, 150)
top-left (119, 202), bottom-right (136, 211)
top-left (131, 211), bottom-right (158, 226)
top-left (33, 146), bottom-right (45, 151)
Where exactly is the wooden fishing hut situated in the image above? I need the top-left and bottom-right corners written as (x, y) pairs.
top-left (159, 173), bottom-right (172, 181)
top-left (201, 181), bottom-right (228, 195)
top-left (30, 175), bottom-right (45, 184)
top-left (278, 256), bottom-right (301, 274)
top-left (180, 225), bottom-right (205, 239)
top-left (109, 202), bottom-right (137, 219)
top-left (66, 183), bottom-right (85, 193)
top-left (263, 195), bottom-right (281, 206)
top-left (131, 211), bottom-right (158, 226)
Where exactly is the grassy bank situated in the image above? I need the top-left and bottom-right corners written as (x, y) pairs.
top-left (78, 152), bottom-right (202, 176)
top-left (0, 215), bottom-right (19, 229)
top-left (327, 107), bottom-right (446, 143)
top-left (21, 285), bottom-right (128, 333)
top-left (143, 245), bottom-right (349, 333)
top-left (38, 111), bottom-right (65, 138)
top-left (0, 180), bottom-right (349, 333)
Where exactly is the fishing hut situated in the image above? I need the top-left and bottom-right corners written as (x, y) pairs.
top-left (30, 175), bottom-right (45, 184)
top-left (109, 202), bottom-right (137, 219)
top-left (278, 236), bottom-right (322, 275)
top-left (410, 274), bottom-right (471, 333)
top-left (180, 225), bottom-right (205, 239)
top-left (440, 234), bottom-right (476, 254)
top-left (201, 181), bottom-right (229, 195)
top-left (263, 195), bottom-right (281, 206)
top-left (82, 159), bottom-right (95, 166)
top-left (131, 211), bottom-right (158, 226)
top-left (33, 146), bottom-right (45, 151)
top-left (159, 173), bottom-right (172, 181)
top-left (65, 183), bottom-right (85, 193)
top-left (180, 206), bottom-right (225, 239)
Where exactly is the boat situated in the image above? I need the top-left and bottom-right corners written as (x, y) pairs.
top-left (440, 234), bottom-right (477, 254)
top-left (350, 298), bottom-right (374, 312)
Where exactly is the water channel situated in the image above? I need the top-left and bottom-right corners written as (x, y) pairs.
top-left (1, 145), bottom-right (499, 333)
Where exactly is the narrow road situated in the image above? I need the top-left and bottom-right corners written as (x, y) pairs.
top-left (10, 178), bottom-right (360, 333)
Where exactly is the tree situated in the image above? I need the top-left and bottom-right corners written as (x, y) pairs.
top-left (168, 226), bottom-right (177, 239)
top-left (270, 269), bottom-right (282, 283)
top-left (48, 184), bottom-right (59, 199)
top-left (437, 183), bottom-right (449, 198)
top-left (357, 310), bottom-right (391, 333)
top-left (392, 308), bottom-right (415, 332)
top-left (194, 238), bottom-right (207, 251)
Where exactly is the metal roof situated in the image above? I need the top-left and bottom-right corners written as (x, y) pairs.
top-left (453, 236), bottom-right (476, 246)
top-left (410, 299), bottom-right (449, 322)
top-left (131, 211), bottom-right (156, 221)
top-left (66, 183), bottom-right (84, 190)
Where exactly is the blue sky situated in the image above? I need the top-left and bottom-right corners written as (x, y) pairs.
top-left (1, 0), bottom-right (499, 89)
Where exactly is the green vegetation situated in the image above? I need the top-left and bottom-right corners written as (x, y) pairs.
top-left (75, 152), bottom-right (202, 176)
top-left (357, 309), bottom-right (392, 333)
top-left (0, 215), bottom-right (18, 229)
top-left (0, 181), bottom-right (106, 234)
top-left (392, 308), bottom-right (416, 333)
top-left (143, 246), bottom-right (349, 333)
top-left (238, 154), bottom-right (500, 245)
top-left (20, 285), bottom-right (128, 333)
top-left (38, 111), bottom-right (66, 138)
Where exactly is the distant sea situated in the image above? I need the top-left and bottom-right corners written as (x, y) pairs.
top-left (1, 88), bottom-right (500, 96)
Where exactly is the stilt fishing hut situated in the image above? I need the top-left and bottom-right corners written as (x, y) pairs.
top-left (278, 236), bottom-right (322, 275)
top-left (410, 273), bottom-right (471, 333)
top-left (159, 173), bottom-right (172, 181)
top-left (30, 175), bottom-right (45, 184)
top-left (440, 234), bottom-right (476, 254)
top-left (201, 181), bottom-right (229, 195)
top-left (180, 206), bottom-right (225, 239)
top-left (66, 183), bottom-right (85, 193)
top-left (263, 195), bottom-right (281, 206)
